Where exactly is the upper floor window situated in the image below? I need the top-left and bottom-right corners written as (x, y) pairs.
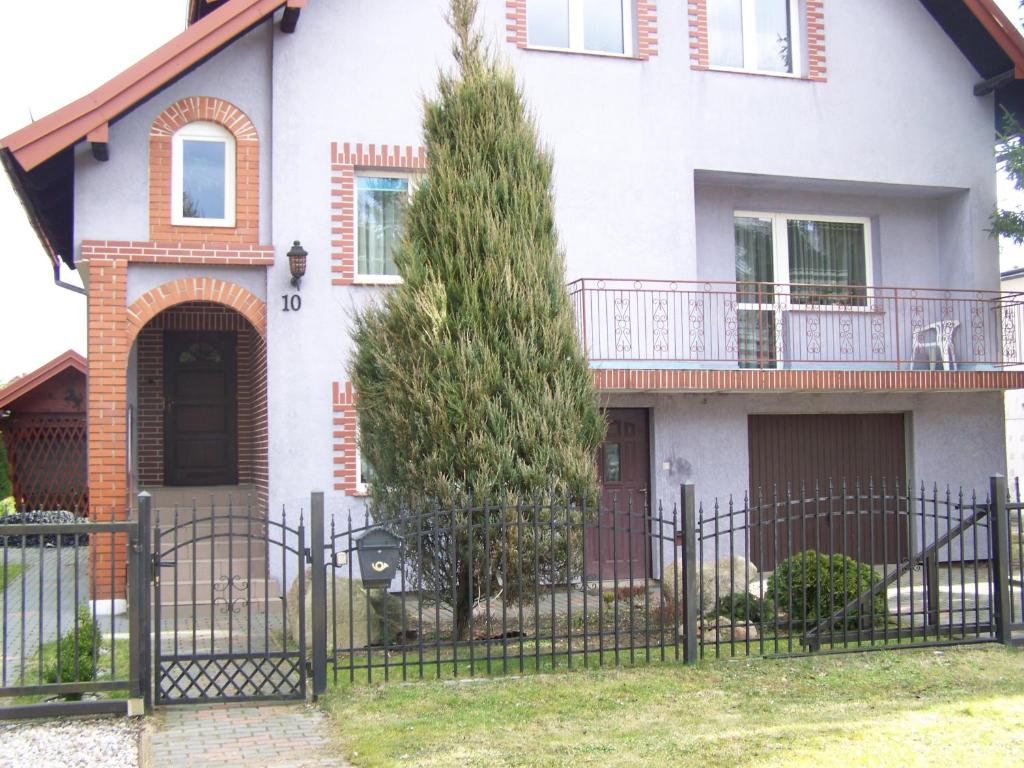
top-left (171, 121), bottom-right (236, 227)
top-left (528, 0), bottom-right (634, 56)
top-left (709, 0), bottom-right (799, 75)
top-left (356, 172), bottom-right (412, 283)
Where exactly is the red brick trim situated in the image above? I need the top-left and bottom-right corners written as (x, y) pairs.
top-left (506, 0), bottom-right (527, 47)
top-left (636, 2), bottom-right (659, 60)
top-left (329, 141), bottom-right (427, 286)
top-left (81, 240), bottom-right (274, 267)
top-left (149, 96), bottom-right (260, 244)
top-left (332, 381), bottom-right (361, 495)
top-left (806, 0), bottom-right (827, 82)
top-left (689, 0), bottom-right (825, 80)
top-left (506, 1), bottom-right (658, 60)
top-left (592, 368), bottom-right (1024, 393)
top-left (126, 277), bottom-right (268, 342)
top-left (688, 0), bottom-right (709, 70)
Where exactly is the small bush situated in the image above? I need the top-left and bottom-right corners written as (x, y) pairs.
top-left (0, 497), bottom-right (15, 517)
top-left (45, 607), bottom-right (102, 698)
top-left (716, 592), bottom-right (776, 625)
top-left (767, 550), bottom-right (885, 629)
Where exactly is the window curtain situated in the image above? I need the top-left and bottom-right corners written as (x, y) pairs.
top-left (357, 177), bottom-right (407, 276)
top-left (735, 216), bottom-right (775, 305)
top-left (787, 220), bottom-right (867, 305)
top-left (755, 0), bottom-right (792, 73)
top-left (708, 0), bottom-right (744, 68)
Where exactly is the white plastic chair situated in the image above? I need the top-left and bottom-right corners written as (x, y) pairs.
top-left (912, 320), bottom-right (959, 370)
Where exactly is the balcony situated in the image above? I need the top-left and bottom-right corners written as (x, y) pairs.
top-left (569, 279), bottom-right (1024, 391)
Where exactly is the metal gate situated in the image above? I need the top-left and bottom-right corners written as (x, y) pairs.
top-left (145, 495), bottom-right (308, 704)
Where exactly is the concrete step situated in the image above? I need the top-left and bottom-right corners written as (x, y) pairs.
top-left (140, 484), bottom-right (258, 510)
top-left (155, 599), bottom-right (285, 622)
top-left (160, 555), bottom-right (270, 582)
top-left (155, 536), bottom-right (271, 560)
top-left (157, 577), bottom-right (280, 603)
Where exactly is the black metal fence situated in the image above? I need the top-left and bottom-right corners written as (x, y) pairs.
top-left (319, 494), bottom-right (681, 685)
top-left (2, 477), bottom-right (1018, 715)
top-left (0, 516), bottom-right (149, 719)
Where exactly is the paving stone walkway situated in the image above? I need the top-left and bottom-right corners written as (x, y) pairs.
top-left (145, 703), bottom-right (350, 768)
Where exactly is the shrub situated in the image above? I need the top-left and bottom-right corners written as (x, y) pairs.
top-left (0, 497), bottom-right (15, 517)
top-left (45, 607), bottom-right (102, 698)
top-left (767, 550), bottom-right (885, 629)
top-left (716, 592), bottom-right (776, 625)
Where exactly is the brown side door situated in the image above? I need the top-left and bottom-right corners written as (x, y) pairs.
top-left (748, 413), bottom-right (909, 568)
top-left (586, 408), bottom-right (651, 580)
top-left (164, 331), bottom-right (238, 487)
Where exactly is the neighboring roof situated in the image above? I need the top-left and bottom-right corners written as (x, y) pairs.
top-left (0, 350), bottom-right (87, 411)
top-left (1002, 266), bottom-right (1024, 280)
top-left (2, 0), bottom-right (1024, 272)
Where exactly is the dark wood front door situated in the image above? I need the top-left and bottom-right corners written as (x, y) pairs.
top-left (164, 331), bottom-right (237, 487)
top-left (586, 408), bottom-right (651, 580)
top-left (748, 413), bottom-right (909, 568)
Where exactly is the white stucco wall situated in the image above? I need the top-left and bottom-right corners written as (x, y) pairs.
top-left (66, 2), bottom-right (1011, 568)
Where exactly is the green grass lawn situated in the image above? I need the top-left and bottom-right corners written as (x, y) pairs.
top-left (322, 645), bottom-right (1024, 767)
top-left (0, 562), bottom-right (22, 590)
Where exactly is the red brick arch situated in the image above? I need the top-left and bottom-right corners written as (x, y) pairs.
top-left (127, 277), bottom-right (267, 343)
top-left (149, 96), bottom-right (260, 243)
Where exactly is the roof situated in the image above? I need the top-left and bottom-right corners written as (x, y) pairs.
top-left (2, 0), bottom-right (1024, 272)
top-left (0, 350), bottom-right (87, 412)
top-left (0, 0), bottom-right (296, 270)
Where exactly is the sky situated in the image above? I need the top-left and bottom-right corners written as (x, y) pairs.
top-left (0, 1), bottom-right (1023, 384)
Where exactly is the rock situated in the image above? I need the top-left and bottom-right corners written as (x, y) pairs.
top-left (286, 568), bottom-right (406, 650)
top-left (730, 622), bottom-right (759, 641)
top-left (701, 556), bottom-right (758, 614)
top-left (661, 556), bottom-right (759, 614)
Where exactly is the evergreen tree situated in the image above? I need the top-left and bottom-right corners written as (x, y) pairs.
top-left (0, 431), bottom-right (11, 501)
top-left (350, 0), bottom-right (604, 638)
top-left (992, 111), bottom-right (1024, 243)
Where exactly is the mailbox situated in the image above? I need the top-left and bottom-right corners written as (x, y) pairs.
top-left (355, 527), bottom-right (402, 589)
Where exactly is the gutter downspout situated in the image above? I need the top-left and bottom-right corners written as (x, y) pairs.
top-left (53, 262), bottom-right (86, 296)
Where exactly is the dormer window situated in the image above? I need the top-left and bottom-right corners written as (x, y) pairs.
top-left (171, 121), bottom-right (236, 227)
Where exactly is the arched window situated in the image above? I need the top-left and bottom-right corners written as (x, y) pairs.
top-left (171, 121), bottom-right (236, 227)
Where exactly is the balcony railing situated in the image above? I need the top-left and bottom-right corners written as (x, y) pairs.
top-left (568, 278), bottom-right (1024, 370)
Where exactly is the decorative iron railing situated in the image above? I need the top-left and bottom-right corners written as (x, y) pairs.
top-left (568, 278), bottom-right (1024, 370)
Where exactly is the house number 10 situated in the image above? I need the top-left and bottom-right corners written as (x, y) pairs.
top-left (281, 294), bottom-right (302, 312)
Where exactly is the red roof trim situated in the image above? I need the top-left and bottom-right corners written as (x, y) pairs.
top-left (0, 0), bottom-right (288, 172)
top-left (964, 0), bottom-right (1024, 77)
top-left (0, 350), bottom-right (87, 411)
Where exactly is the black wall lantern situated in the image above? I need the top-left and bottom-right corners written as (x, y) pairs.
top-left (355, 528), bottom-right (402, 589)
top-left (287, 240), bottom-right (308, 289)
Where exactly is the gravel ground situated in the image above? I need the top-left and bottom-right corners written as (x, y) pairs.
top-left (0, 716), bottom-right (140, 768)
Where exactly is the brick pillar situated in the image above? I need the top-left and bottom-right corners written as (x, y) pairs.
top-left (83, 249), bottom-right (130, 601)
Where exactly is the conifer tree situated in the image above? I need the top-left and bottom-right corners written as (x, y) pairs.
top-left (350, 0), bottom-right (604, 637)
top-left (0, 431), bottom-right (12, 501)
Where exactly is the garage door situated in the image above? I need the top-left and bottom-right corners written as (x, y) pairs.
top-left (747, 413), bottom-right (909, 569)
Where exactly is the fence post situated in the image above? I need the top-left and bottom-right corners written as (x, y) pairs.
top-left (135, 492), bottom-right (153, 713)
top-left (681, 484), bottom-right (698, 664)
top-left (310, 491), bottom-right (328, 697)
top-left (989, 475), bottom-right (1012, 645)
top-left (924, 552), bottom-right (939, 629)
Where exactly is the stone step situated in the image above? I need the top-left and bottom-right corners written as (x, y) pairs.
top-left (154, 599), bottom-right (285, 622)
top-left (159, 555), bottom-right (270, 582)
top-left (155, 537), bottom-right (271, 560)
top-left (140, 485), bottom-right (258, 510)
top-left (157, 577), bottom-right (280, 603)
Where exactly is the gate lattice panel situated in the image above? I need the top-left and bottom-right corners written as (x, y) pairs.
top-left (151, 499), bottom-right (307, 705)
top-left (4, 414), bottom-right (87, 511)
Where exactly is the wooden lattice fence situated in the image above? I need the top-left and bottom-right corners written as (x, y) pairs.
top-left (4, 413), bottom-right (87, 511)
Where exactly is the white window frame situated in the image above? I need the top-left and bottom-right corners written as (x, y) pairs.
top-left (709, 0), bottom-right (802, 78)
top-left (734, 211), bottom-right (874, 312)
top-left (527, 0), bottom-right (635, 57)
top-left (171, 121), bottom-right (236, 227)
top-left (354, 427), bottom-right (372, 496)
top-left (353, 170), bottom-right (416, 286)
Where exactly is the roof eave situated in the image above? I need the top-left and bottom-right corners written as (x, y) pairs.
top-left (0, 350), bottom-right (87, 411)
